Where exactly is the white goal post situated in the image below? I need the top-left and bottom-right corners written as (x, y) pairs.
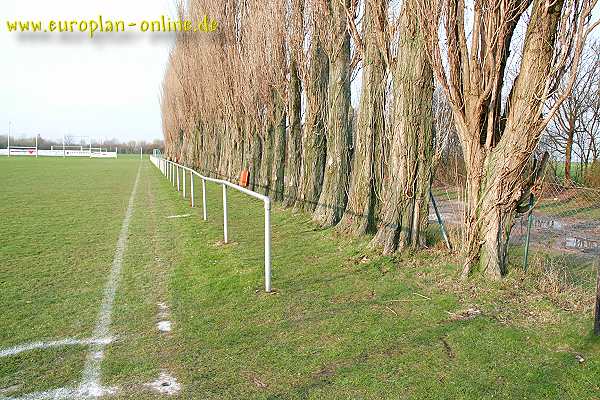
top-left (149, 155), bottom-right (272, 293)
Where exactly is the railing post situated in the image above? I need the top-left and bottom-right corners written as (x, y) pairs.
top-left (172, 163), bottom-right (175, 186)
top-left (190, 171), bottom-right (194, 207)
top-left (202, 178), bottom-right (207, 220)
top-left (183, 168), bottom-right (186, 198)
top-left (264, 198), bottom-right (272, 293)
top-left (222, 184), bottom-right (228, 244)
top-left (177, 166), bottom-right (180, 191)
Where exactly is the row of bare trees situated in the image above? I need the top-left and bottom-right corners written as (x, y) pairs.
top-left (161, 0), bottom-right (598, 280)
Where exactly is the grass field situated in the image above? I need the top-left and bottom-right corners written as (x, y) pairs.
top-left (1, 156), bottom-right (600, 399)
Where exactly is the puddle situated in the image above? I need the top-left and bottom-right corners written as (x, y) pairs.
top-left (166, 214), bottom-right (192, 219)
top-left (565, 237), bottom-right (600, 253)
top-left (533, 217), bottom-right (563, 230)
top-left (145, 372), bottom-right (181, 395)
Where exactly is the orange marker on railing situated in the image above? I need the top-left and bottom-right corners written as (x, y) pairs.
top-left (240, 169), bottom-right (249, 187)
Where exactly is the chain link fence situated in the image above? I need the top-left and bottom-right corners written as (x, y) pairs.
top-left (430, 165), bottom-right (600, 294)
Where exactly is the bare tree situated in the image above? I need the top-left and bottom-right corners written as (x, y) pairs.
top-left (338, 0), bottom-right (389, 236)
top-left (284, 0), bottom-right (305, 207)
top-left (417, 0), bottom-right (599, 278)
top-left (296, 1), bottom-right (329, 212)
top-left (371, 0), bottom-right (434, 253)
top-left (312, 0), bottom-right (353, 226)
top-left (545, 43), bottom-right (600, 184)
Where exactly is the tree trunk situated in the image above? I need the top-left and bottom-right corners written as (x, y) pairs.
top-left (313, 0), bottom-right (352, 226)
top-left (297, 38), bottom-right (328, 212)
top-left (259, 122), bottom-right (274, 196)
top-left (271, 94), bottom-right (287, 202)
top-left (249, 128), bottom-right (262, 192)
top-left (284, 53), bottom-right (303, 207)
top-left (371, 0), bottom-right (433, 253)
top-left (284, 0), bottom-right (304, 208)
top-left (338, 0), bottom-right (387, 236)
top-left (565, 125), bottom-right (574, 184)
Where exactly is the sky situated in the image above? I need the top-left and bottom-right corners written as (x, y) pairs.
top-left (1, 2), bottom-right (598, 145)
top-left (0, 0), bottom-right (177, 143)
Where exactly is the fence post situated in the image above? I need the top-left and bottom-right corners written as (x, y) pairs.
top-left (594, 261), bottom-right (600, 336)
top-left (202, 178), bottom-right (207, 220)
top-left (429, 192), bottom-right (452, 251)
top-left (183, 168), bottom-right (186, 198)
top-left (524, 193), bottom-right (535, 272)
top-left (223, 184), bottom-right (228, 244)
top-left (190, 171), bottom-right (194, 207)
top-left (264, 198), bottom-right (272, 293)
top-left (177, 167), bottom-right (180, 192)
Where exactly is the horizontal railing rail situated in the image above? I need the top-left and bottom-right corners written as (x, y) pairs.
top-left (149, 155), bottom-right (272, 292)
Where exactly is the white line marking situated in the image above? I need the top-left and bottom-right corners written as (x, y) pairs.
top-left (144, 372), bottom-right (181, 395)
top-left (156, 321), bottom-right (172, 333)
top-left (1, 387), bottom-right (78, 400)
top-left (0, 338), bottom-right (112, 358)
top-left (165, 214), bottom-right (191, 219)
top-left (78, 164), bottom-right (141, 397)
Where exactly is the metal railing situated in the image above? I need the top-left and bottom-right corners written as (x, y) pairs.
top-left (149, 156), bottom-right (272, 292)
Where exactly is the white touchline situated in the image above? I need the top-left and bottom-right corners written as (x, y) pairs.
top-left (165, 214), bottom-right (192, 219)
top-left (78, 164), bottom-right (142, 397)
top-left (0, 337), bottom-right (112, 358)
top-left (2, 387), bottom-right (79, 400)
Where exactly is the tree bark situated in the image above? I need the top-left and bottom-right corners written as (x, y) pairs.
top-left (297, 38), bottom-right (328, 212)
top-left (284, 0), bottom-right (304, 207)
top-left (313, 0), bottom-right (352, 226)
top-left (249, 127), bottom-right (262, 192)
top-left (259, 122), bottom-right (274, 196)
top-left (271, 97), bottom-right (287, 202)
top-left (338, 0), bottom-right (387, 236)
top-left (371, 0), bottom-right (433, 253)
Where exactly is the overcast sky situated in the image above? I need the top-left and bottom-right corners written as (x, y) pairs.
top-left (1, 2), bottom-right (598, 145)
top-left (0, 0), bottom-right (176, 143)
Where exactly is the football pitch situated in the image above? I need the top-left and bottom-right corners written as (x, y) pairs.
top-left (0, 157), bottom-right (186, 398)
top-left (2, 156), bottom-right (600, 400)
